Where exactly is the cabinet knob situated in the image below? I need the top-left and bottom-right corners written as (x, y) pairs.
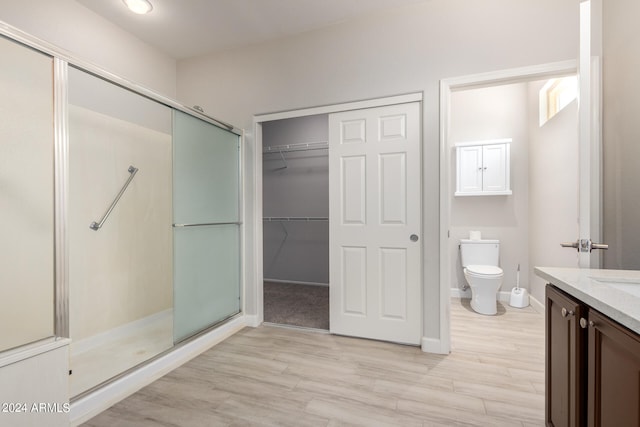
top-left (561, 307), bottom-right (574, 318)
top-left (580, 318), bottom-right (596, 328)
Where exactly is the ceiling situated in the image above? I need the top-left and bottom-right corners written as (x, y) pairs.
top-left (76, 0), bottom-right (431, 59)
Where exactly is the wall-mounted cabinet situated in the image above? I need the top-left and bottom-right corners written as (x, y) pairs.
top-left (455, 139), bottom-right (511, 196)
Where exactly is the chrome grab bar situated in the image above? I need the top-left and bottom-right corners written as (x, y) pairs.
top-left (90, 166), bottom-right (138, 231)
top-left (173, 222), bottom-right (242, 227)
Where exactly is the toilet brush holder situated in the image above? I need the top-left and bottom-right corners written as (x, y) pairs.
top-left (509, 287), bottom-right (529, 308)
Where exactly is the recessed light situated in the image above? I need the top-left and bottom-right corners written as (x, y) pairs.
top-left (123, 0), bottom-right (153, 15)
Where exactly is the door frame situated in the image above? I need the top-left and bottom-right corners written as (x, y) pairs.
top-left (253, 92), bottom-right (423, 327)
top-left (439, 60), bottom-right (579, 353)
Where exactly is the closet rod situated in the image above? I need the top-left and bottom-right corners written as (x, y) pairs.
top-left (262, 141), bottom-right (328, 154)
top-left (263, 216), bottom-right (329, 222)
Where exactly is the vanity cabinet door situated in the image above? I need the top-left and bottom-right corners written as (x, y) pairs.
top-left (587, 310), bottom-right (640, 427)
top-left (546, 285), bottom-right (587, 427)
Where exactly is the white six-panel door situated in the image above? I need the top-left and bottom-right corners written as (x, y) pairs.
top-left (328, 102), bottom-right (421, 345)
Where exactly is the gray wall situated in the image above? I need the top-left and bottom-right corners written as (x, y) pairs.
top-left (603, 0), bottom-right (640, 270)
top-left (177, 0), bottom-right (581, 340)
top-left (262, 115), bottom-right (329, 284)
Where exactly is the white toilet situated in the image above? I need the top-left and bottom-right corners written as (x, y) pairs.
top-left (460, 239), bottom-right (503, 315)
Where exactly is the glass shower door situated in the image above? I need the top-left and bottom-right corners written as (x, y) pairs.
top-left (0, 36), bottom-right (54, 353)
top-left (68, 67), bottom-right (174, 396)
top-left (173, 111), bottom-right (241, 343)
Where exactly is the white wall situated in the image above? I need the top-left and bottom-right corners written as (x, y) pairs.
top-left (449, 83), bottom-right (530, 297)
top-left (176, 0), bottom-right (581, 341)
top-left (528, 81), bottom-right (579, 303)
top-left (602, 0), bottom-right (640, 269)
top-left (0, 0), bottom-right (177, 97)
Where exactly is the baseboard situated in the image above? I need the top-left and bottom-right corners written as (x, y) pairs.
top-left (497, 291), bottom-right (512, 302)
top-left (243, 314), bottom-right (261, 328)
top-left (264, 278), bottom-right (329, 287)
top-left (529, 294), bottom-right (545, 313)
top-left (450, 287), bottom-right (471, 299)
top-left (451, 288), bottom-right (543, 312)
top-left (70, 315), bottom-right (248, 426)
top-left (421, 336), bottom-right (449, 355)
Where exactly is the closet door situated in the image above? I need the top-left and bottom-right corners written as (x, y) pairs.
top-left (173, 111), bottom-right (241, 343)
top-left (328, 102), bottom-right (422, 345)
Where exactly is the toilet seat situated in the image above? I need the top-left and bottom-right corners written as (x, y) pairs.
top-left (465, 265), bottom-right (503, 278)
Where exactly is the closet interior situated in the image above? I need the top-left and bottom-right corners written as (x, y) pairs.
top-left (262, 114), bottom-right (330, 330)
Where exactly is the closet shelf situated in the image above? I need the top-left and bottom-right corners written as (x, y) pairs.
top-left (263, 217), bottom-right (328, 222)
top-left (262, 141), bottom-right (328, 154)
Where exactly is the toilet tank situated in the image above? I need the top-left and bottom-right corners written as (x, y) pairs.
top-left (460, 239), bottom-right (500, 267)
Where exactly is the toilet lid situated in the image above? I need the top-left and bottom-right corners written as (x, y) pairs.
top-left (466, 265), bottom-right (503, 276)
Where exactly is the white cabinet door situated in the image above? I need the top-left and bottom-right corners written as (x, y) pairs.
top-left (457, 145), bottom-right (483, 193)
top-left (328, 102), bottom-right (422, 345)
top-left (455, 140), bottom-right (511, 196)
top-left (482, 143), bottom-right (508, 192)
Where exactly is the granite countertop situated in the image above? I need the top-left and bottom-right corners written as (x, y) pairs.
top-left (535, 267), bottom-right (640, 335)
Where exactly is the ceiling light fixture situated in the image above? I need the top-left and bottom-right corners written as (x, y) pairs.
top-left (123, 0), bottom-right (153, 15)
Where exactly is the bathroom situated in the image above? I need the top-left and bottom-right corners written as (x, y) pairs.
top-left (448, 76), bottom-right (580, 312)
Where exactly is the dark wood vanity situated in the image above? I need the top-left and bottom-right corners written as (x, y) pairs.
top-left (545, 284), bottom-right (640, 427)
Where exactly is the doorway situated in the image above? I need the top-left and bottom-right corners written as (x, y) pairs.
top-left (254, 93), bottom-right (423, 344)
top-left (261, 114), bottom-right (330, 330)
top-left (439, 61), bottom-right (582, 353)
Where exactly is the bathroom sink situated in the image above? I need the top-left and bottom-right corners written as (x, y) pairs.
top-left (591, 276), bottom-right (640, 298)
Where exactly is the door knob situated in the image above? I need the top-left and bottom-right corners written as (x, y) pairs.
top-left (560, 239), bottom-right (608, 253)
top-left (561, 241), bottom-right (579, 249)
top-left (410, 234), bottom-right (419, 242)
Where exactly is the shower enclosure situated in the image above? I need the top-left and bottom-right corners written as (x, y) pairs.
top-left (0, 28), bottom-right (243, 402)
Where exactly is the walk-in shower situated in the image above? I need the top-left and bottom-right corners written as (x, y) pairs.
top-left (66, 67), bottom-right (243, 397)
top-left (0, 29), bottom-right (243, 402)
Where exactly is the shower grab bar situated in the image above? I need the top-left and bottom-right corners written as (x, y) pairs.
top-left (173, 222), bottom-right (242, 227)
top-left (90, 165), bottom-right (138, 231)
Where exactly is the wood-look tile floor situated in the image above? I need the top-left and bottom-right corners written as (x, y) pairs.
top-left (83, 299), bottom-right (545, 426)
